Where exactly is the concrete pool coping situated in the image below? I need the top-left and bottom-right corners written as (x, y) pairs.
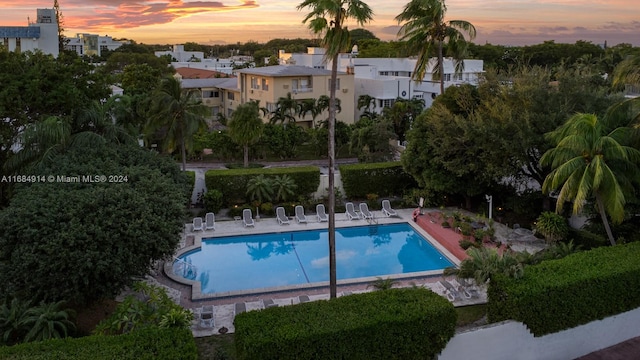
top-left (164, 208), bottom-right (462, 301)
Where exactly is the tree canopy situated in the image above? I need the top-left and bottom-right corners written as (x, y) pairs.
top-left (0, 142), bottom-right (189, 305)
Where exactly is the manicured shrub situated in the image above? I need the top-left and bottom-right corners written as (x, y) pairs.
top-left (234, 288), bottom-right (456, 360)
top-left (339, 162), bottom-right (417, 198)
top-left (205, 166), bottom-right (320, 205)
top-left (488, 241), bottom-right (640, 336)
top-left (0, 327), bottom-right (197, 360)
top-left (204, 189), bottom-right (224, 213)
top-left (566, 228), bottom-right (608, 250)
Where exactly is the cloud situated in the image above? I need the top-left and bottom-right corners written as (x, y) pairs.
top-left (310, 250), bottom-right (357, 268)
top-left (63, 0), bottom-right (259, 30)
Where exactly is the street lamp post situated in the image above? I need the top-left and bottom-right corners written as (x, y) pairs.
top-left (485, 195), bottom-right (493, 219)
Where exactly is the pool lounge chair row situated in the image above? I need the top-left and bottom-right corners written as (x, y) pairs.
top-left (345, 201), bottom-right (398, 221)
top-left (240, 204), bottom-right (330, 227)
top-left (192, 213), bottom-right (216, 231)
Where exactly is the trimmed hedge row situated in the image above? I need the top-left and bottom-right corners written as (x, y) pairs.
top-left (234, 288), bottom-right (456, 360)
top-left (0, 327), bottom-right (197, 359)
top-left (488, 241), bottom-right (640, 336)
top-left (205, 166), bottom-right (320, 205)
top-left (339, 162), bottom-right (417, 198)
top-left (185, 170), bottom-right (196, 199)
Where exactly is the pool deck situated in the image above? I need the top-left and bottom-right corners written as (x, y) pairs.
top-left (149, 207), bottom-right (488, 336)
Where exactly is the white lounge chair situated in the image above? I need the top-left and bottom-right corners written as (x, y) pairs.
top-left (200, 305), bottom-right (214, 327)
top-left (242, 208), bottom-right (255, 227)
top-left (205, 212), bottom-right (215, 230)
top-left (276, 206), bottom-right (290, 225)
top-left (263, 299), bottom-right (279, 308)
top-left (345, 202), bottom-right (359, 220)
top-left (381, 199), bottom-right (398, 217)
top-left (235, 302), bottom-right (246, 315)
top-left (295, 205), bottom-right (308, 224)
top-left (359, 203), bottom-right (374, 220)
top-left (298, 295), bottom-right (310, 303)
top-left (192, 217), bottom-right (204, 231)
top-left (316, 204), bottom-right (328, 222)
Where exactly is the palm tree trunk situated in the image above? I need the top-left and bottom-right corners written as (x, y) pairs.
top-left (243, 144), bottom-right (249, 168)
top-left (595, 193), bottom-right (616, 246)
top-left (438, 40), bottom-right (445, 95)
top-left (181, 139), bottom-right (187, 171)
top-left (328, 51), bottom-right (339, 300)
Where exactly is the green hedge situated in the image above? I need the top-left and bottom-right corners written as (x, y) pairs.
top-left (488, 241), bottom-right (640, 336)
top-left (339, 162), bottom-right (417, 198)
top-left (234, 288), bottom-right (456, 360)
top-left (185, 170), bottom-right (196, 199)
top-left (205, 166), bottom-right (320, 205)
top-left (566, 228), bottom-right (608, 250)
top-left (0, 327), bottom-right (197, 360)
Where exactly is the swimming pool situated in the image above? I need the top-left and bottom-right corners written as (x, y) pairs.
top-left (174, 223), bottom-right (454, 295)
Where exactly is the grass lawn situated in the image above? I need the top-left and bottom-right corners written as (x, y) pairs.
top-left (194, 304), bottom-right (488, 359)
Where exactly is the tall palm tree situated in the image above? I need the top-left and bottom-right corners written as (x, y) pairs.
top-left (612, 55), bottom-right (640, 91)
top-left (269, 92), bottom-right (299, 124)
top-left (146, 76), bottom-right (208, 171)
top-left (395, 0), bottom-right (476, 95)
top-left (297, 0), bottom-right (373, 299)
top-left (540, 113), bottom-right (640, 245)
top-left (227, 102), bottom-right (264, 168)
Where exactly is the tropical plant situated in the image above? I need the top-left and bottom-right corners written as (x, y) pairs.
top-left (540, 113), bottom-right (640, 245)
top-left (0, 298), bottom-right (31, 345)
top-left (297, 0), bottom-right (373, 299)
top-left (368, 277), bottom-right (397, 291)
top-left (94, 282), bottom-right (193, 335)
top-left (535, 211), bottom-right (570, 243)
top-left (21, 301), bottom-right (76, 343)
top-left (227, 102), bottom-right (264, 167)
top-left (246, 175), bottom-right (274, 203)
top-left (271, 175), bottom-right (298, 202)
top-left (269, 92), bottom-right (299, 124)
top-left (446, 247), bottom-right (524, 285)
top-left (395, 0), bottom-right (476, 95)
top-left (612, 54), bottom-right (640, 91)
top-left (146, 76), bottom-right (208, 170)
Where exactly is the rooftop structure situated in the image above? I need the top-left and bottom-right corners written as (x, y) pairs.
top-left (0, 8), bottom-right (59, 57)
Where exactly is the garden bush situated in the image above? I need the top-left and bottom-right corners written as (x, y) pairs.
top-left (339, 162), bottom-right (417, 199)
top-left (488, 241), bottom-right (640, 336)
top-left (204, 189), bottom-right (224, 213)
top-left (0, 327), bottom-right (197, 360)
top-left (234, 288), bottom-right (456, 360)
top-left (205, 166), bottom-right (320, 205)
top-left (566, 228), bottom-right (608, 250)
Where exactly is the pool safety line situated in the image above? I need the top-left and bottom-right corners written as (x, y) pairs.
top-left (290, 237), bottom-right (310, 283)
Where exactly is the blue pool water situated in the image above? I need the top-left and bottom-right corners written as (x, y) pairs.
top-left (176, 223), bottom-right (454, 294)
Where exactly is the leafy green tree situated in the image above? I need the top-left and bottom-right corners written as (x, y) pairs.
top-left (540, 113), bottom-right (640, 245)
top-left (146, 76), bottom-right (209, 170)
top-left (246, 175), bottom-right (274, 203)
top-left (395, 0), bottom-right (476, 95)
top-left (349, 28), bottom-right (379, 46)
top-left (0, 143), bottom-right (189, 305)
top-left (298, 0), bottom-right (373, 299)
top-left (612, 54), bottom-right (640, 91)
top-left (381, 97), bottom-right (424, 143)
top-left (227, 102), bottom-right (264, 167)
top-left (120, 63), bottom-right (162, 96)
top-left (22, 301), bottom-right (75, 343)
top-left (350, 116), bottom-right (395, 162)
top-left (258, 123), bottom-right (307, 159)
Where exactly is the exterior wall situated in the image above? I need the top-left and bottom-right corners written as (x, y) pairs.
top-left (238, 71), bottom-right (355, 126)
top-left (438, 306), bottom-right (640, 360)
top-left (173, 60), bottom-right (236, 75)
top-left (0, 8), bottom-right (58, 57)
top-left (65, 34), bottom-right (125, 56)
top-left (156, 44), bottom-right (204, 63)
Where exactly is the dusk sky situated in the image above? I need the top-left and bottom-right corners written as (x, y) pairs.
top-left (0, 0), bottom-right (638, 46)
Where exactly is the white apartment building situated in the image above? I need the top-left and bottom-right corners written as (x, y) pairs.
top-left (155, 44), bottom-right (205, 63)
top-left (0, 8), bottom-right (59, 57)
top-left (279, 47), bottom-right (484, 115)
top-left (65, 34), bottom-right (126, 57)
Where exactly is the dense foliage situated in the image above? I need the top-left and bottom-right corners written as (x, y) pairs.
top-left (0, 143), bottom-right (189, 305)
top-left (488, 241), bottom-right (640, 336)
top-left (0, 327), bottom-right (197, 360)
top-left (205, 166), bottom-right (320, 205)
top-left (339, 162), bottom-right (417, 198)
top-left (234, 288), bottom-right (456, 360)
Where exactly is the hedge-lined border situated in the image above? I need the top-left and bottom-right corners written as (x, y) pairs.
top-left (339, 162), bottom-right (417, 198)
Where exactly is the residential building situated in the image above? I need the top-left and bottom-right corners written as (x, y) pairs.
top-left (65, 34), bottom-right (126, 57)
top-left (175, 67), bottom-right (232, 80)
top-left (155, 44), bottom-right (204, 63)
top-left (235, 65), bottom-right (355, 127)
top-left (0, 8), bottom-right (59, 57)
top-left (179, 65), bottom-right (356, 127)
top-left (279, 47), bottom-right (484, 115)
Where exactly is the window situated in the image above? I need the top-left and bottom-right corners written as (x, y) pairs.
top-left (328, 78), bottom-right (340, 90)
top-left (15, 38), bottom-right (21, 52)
top-left (3, 38), bottom-right (8, 48)
top-left (227, 92), bottom-right (235, 100)
top-left (292, 78), bottom-right (311, 92)
top-left (261, 78), bottom-right (269, 91)
top-left (265, 102), bottom-right (277, 113)
top-left (212, 107), bottom-right (220, 116)
top-left (453, 73), bottom-right (462, 81)
top-left (250, 77), bottom-right (259, 89)
top-left (379, 71), bottom-right (389, 76)
top-left (227, 108), bottom-right (234, 117)
top-left (379, 99), bottom-right (394, 108)
top-left (443, 74), bottom-right (451, 82)
top-left (202, 90), bottom-right (215, 98)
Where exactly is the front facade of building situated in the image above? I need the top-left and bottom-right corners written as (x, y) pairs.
top-left (0, 8), bottom-right (59, 57)
top-left (65, 34), bottom-right (125, 57)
